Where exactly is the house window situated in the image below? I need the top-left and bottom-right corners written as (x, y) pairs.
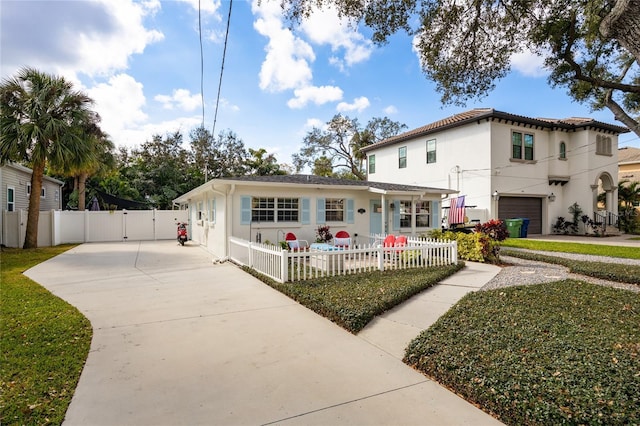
top-left (7, 187), bottom-right (15, 212)
top-left (197, 201), bottom-right (204, 220)
top-left (252, 197), bottom-right (275, 222)
top-left (596, 135), bottom-right (612, 155)
top-left (208, 198), bottom-right (216, 223)
top-left (426, 139), bottom-right (436, 164)
top-left (512, 131), bottom-right (534, 161)
top-left (325, 198), bottom-right (344, 222)
top-left (398, 146), bottom-right (407, 168)
top-left (277, 198), bottom-right (299, 222)
top-left (27, 183), bottom-right (31, 195)
top-left (40, 187), bottom-right (46, 198)
top-left (55, 189), bottom-right (59, 202)
top-left (559, 142), bottom-right (566, 159)
top-left (368, 155), bottom-right (376, 174)
top-left (399, 201), bottom-right (430, 228)
top-left (250, 197), bottom-right (299, 222)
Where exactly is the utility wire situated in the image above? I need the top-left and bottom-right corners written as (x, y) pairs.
top-left (212, 0), bottom-right (233, 139)
top-left (198, 0), bottom-right (205, 128)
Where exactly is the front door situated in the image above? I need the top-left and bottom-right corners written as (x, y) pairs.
top-left (369, 200), bottom-right (383, 237)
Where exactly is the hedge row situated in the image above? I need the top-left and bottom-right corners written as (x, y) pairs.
top-left (501, 249), bottom-right (640, 285)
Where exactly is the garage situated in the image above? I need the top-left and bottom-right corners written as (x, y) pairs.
top-left (498, 197), bottom-right (542, 234)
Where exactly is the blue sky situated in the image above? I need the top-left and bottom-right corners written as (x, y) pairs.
top-left (2, 0), bottom-right (638, 169)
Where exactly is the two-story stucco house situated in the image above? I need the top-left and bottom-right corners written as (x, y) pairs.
top-left (361, 108), bottom-right (629, 235)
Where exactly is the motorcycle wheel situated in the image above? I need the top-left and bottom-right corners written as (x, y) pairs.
top-left (180, 239), bottom-right (185, 246)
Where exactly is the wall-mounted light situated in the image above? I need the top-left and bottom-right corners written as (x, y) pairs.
top-left (357, 208), bottom-right (366, 214)
top-left (548, 193), bottom-right (556, 202)
top-left (389, 202), bottom-right (395, 210)
top-left (492, 190), bottom-right (500, 201)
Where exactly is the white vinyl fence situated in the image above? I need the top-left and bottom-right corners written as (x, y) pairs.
top-left (1, 209), bottom-right (188, 248)
top-left (229, 235), bottom-right (457, 283)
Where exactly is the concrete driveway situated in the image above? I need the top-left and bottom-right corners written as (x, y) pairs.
top-left (25, 241), bottom-right (501, 425)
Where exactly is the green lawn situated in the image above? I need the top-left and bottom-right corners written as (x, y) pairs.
top-left (245, 263), bottom-right (464, 333)
top-left (1, 246), bottom-right (91, 426)
top-left (502, 238), bottom-right (640, 259)
top-left (405, 280), bottom-right (640, 425)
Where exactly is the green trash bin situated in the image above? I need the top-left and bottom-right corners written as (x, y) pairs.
top-left (505, 219), bottom-right (523, 238)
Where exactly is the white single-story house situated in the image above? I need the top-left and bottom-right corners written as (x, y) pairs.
top-left (173, 175), bottom-right (455, 259)
top-left (361, 108), bottom-right (630, 234)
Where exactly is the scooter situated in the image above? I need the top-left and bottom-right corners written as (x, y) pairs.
top-left (177, 222), bottom-right (188, 246)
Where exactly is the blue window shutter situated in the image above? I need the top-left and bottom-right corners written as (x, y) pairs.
top-left (431, 200), bottom-right (439, 228)
top-left (346, 199), bottom-right (354, 224)
top-left (301, 198), bottom-right (310, 224)
top-left (241, 196), bottom-right (251, 225)
top-left (392, 200), bottom-right (400, 230)
top-left (317, 198), bottom-right (326, 224)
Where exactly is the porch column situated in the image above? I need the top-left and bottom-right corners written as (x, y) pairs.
top-left (381, 194), bottom-right (387, 235)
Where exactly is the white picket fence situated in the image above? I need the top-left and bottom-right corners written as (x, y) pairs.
top-left (1, 209), bottom-right (188, 247)
top-left (229, 235), bottom-right (458, 283)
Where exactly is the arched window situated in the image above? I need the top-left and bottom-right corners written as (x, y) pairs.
top-left (559, 141), bottom-right (566, 159)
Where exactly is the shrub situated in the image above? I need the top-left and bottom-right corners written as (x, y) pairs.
top-left (427, 229), bottom-right (496, 263)
top-left (316, 225), bottom-right (333, 243)
top-left (474, 219), bottom-right (509, 241)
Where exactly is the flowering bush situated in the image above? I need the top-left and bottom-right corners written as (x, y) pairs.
top-left (316, 225), bottom-right (333, 243)
top-left (474, 219), bottom-right (509, 241)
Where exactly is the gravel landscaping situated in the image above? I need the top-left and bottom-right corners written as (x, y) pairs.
top-left (483, 249), bottom-right (640, 293)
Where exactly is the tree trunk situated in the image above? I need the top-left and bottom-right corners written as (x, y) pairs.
top-left (23, 161), bottom-right (45, 249)
top-left (600, 0), bottom-right (640, 62)
top-left (78, 173), bottom-right (88, 211)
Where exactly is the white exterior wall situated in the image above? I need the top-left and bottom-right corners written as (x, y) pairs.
top-left (367, 118), bottom-right (622, 234)
top-left (181, 182), bottom-right (443, 258)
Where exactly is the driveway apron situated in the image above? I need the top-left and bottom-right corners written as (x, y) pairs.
top-left (25, 241), bottom-right (501, 426)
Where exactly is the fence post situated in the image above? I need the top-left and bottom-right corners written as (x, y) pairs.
top-left (281, 249), bottom-right (288, 283)
top-left (377, 245), bottom-right (384, 271)
top-left (248, 241), bottom-right (253, 268)
top-left (452, 240), bottom-right (458, 264)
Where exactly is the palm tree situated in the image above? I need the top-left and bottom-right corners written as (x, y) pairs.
top-left (0, 67), bottom-right (95, 248)
top-left (618, 180), bottom-right (640, 233)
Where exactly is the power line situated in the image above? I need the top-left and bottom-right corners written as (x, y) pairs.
top-left (198, 0), bottom-right (205, 128)
top-left (212, 0), bottom-right (233, 139)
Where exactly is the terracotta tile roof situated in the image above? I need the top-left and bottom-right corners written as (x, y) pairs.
top-left (618, 147), bottom-right (640, 164)
top-left (362, 108), bottom-right (630, 152)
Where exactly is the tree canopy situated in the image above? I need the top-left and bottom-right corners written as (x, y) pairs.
top-left (278, 0), bottom-right (640, 137)
top-left (293, 114), bottom-right (407, 179)
top-left (0, 67), bottom-right (97, 248)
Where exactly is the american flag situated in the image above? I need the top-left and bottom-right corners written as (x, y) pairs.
top-left (448, 195), bottom-right (466, 226)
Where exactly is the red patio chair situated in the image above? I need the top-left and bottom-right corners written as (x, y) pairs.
top-left (285, 232), bottom-right (309, 251)
top-left (334, 230), bottom-right (351, 248)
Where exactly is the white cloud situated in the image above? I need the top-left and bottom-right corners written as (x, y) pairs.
top-left (155, 89), bottom-right (202, 111)
top-left (85, 74), bottom-right (148, 142)
top-left (287, 86), bottom-right (344, 109)
top-left (299, 7), bottom-right (373, 70)
top-left (337, 96), bottom-right (370, 113)
top-left (175, 0), bottom-right (220, 15)
top-left (118, 116), bottom-right (203, 148)
top-left (304, 118), bottom-right (326, 130)
top-left (384, 105), bottom-right (398, 115)
top-left (252, 0), bottom-right (315, 92)
top-left (0, 0), bottom-right (163, 79)
top-left (511, 50), bottom-right (549, 77)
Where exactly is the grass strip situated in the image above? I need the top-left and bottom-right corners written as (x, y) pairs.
top-left (244, 262), bottom-right (464, 333)
top-left (501, 238), bottom-right (640, 260)
top-left (501, 249), bottom-right (640, 285)
top-left (1, 246), bottom-right (91, 426)
top-left (405, 280), bottom-right (640, 425)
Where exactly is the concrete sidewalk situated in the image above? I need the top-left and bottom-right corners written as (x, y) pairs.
top-left (359, 262), bottom-right (501, 360)
top-left (25, 241), bottom-right (502, 426)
